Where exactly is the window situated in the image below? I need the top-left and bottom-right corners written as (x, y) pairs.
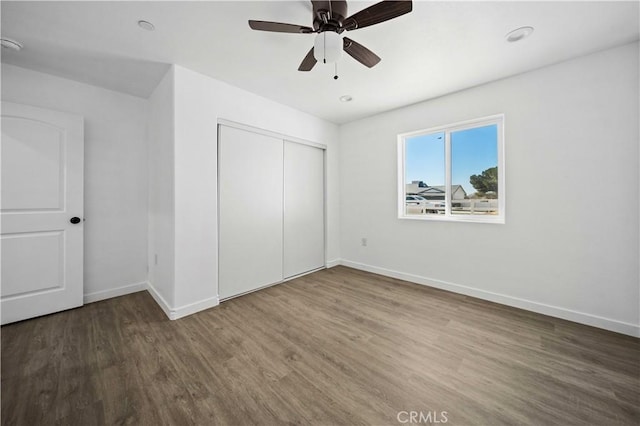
top-left (398, 114), bottom-right (505, 223)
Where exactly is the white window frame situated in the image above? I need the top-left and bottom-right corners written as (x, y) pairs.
top-left (397, 114), bottom-right (505, 224)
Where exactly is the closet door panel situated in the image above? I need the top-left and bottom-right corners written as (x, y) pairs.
top-left (219, 125), bottom-right (283, 299)
top-left (283, 141), bottom-right (325, 278)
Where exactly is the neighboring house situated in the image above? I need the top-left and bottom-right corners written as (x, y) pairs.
top-left (406, 180), bottom-right (467, 200)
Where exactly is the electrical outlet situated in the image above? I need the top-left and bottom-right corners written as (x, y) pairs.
top-left (361, 237), bottom-right (367, 247)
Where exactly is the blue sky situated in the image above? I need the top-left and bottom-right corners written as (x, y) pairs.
top-left (405, 124), bottom-right (498, 195)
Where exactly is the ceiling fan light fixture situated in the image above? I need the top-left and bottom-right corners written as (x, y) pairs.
top-left (505, 26), bottom-right (534, 43)
top-left (314, 31), bottom-right (343, 63)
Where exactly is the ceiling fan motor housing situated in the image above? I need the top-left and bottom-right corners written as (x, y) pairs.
top-left (312, 1), bottom-right (348, 32)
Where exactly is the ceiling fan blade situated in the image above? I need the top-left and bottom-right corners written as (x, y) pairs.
top-left (248, 20), bottom-right (314, 33)
top-left (343, 37), bottom-right (381, 68)
top-left (343, 1), bottom-right (412, 31)
top-left (298, 47), bottom-right (317, 71)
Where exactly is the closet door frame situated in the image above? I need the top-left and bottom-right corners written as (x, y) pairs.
top-left (218, 119), bottom-right (326, 150)
top-left (217, 119), bottom-right (327, 300)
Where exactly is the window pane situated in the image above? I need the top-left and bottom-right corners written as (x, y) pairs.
top-left (451, 124), bottom-right (499, 215)
top-left (405, 132), bottom-right (445, 215)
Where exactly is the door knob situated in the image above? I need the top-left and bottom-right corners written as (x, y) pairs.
top-left (70, 217), bottom-right (81, 224)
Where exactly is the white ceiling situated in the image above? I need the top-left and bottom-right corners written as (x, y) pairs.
top-left (2, 1), bottom-right (638, 124)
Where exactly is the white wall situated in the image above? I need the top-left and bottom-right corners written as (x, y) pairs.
top-left (6, 44), bottom-right (635, 337)
top-left (147, 67), bottom-right (175, 310)
top-left (2, 64), bottom-right (149, 302)
top-left (338, 42), bottom-right (639, 336)
top-left (147, 65), bottom-right (340, 318)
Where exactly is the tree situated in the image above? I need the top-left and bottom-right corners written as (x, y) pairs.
top-left (470, 166), bottom-right (498, 197)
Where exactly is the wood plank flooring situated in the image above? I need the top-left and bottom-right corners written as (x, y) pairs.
top-left (2, 266), bottom-right (639, 425)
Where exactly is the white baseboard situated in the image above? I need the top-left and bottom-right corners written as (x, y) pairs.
top-left (340, 259), bottom-right (640, 338)
top-left (146, 281), bottom-right (219, 320)
top-left (84, 281), bottom-right (147, 304)
top-left (146, 281), bottom-right (173, 319)
top-left (170, 296), bottom-right (219, 320)
top-left (325, 259), bottom-right (341, 268)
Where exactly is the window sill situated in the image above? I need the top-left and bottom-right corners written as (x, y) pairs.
top-left (398, 214), bottom-right (505, 224)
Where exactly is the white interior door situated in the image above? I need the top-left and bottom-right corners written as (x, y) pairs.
top-left (218, 125), bottom-right (283, 300)
top-left (1, 102), bottom-right (84, 324)
top-left (283, 141), bottom-right (325, 278)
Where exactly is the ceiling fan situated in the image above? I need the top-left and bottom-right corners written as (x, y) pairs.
top-left (248, 1), bottom-right (413, 72)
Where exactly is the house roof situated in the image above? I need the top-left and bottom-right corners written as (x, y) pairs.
top-left (406, 184), bottom-right (467, 197)
top-left (432, 185), bottom-right (467, 196)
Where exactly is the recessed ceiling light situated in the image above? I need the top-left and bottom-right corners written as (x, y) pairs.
top-left (505, 26), bottom-right (534, 43)
top-left (137, 20), bottom-right (155, 31)
top-left (1, 37), bottom-right (23, 51)
top-left (339, 95), bottom-right (353, 103)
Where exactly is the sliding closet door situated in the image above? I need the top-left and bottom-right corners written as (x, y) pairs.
top-left (218, 125), bottom-right (283, 299)
top-left (283, 141), bottom-right (325, 278)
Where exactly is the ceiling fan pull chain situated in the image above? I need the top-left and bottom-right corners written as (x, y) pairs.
top-left (323, 32), bottom-right (327, 63)
top-left (334, 62), bottom-right (339, 80)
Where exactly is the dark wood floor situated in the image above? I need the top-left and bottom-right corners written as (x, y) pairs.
top-left (2, 266), bottom-right (639, 425)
